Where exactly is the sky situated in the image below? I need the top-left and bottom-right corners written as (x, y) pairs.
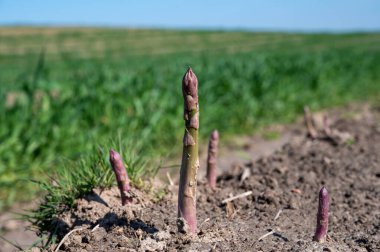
top-left (0, 0), bottom-right (379, 32)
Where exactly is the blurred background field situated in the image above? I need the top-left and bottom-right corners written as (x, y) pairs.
top-left (1, 27), bottom-right (380, 210)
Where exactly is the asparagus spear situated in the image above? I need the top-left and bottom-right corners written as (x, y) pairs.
top-left (109, 149), bottom-right (132, 205)
top-left (177, 67), bottom-right (200, 234)
top-left (313, 186), bottom-right (329, 243)
top-left (206, 130), bottom-right (219, 188)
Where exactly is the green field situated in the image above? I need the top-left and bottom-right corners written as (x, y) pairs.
top-left (1, 27), bottom-right (380, 211)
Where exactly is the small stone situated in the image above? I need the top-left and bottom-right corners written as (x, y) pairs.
top-left (140, 237), bottom-right (166, 251)
top-left (154, 231), bottom-right (171, 241)
top-left (115, 227), bottom-right (124, 234)
top-left (135, 229), bottom-right (143, 239)
top-left (274, 165), bottom-right (288, 174)
top-left (289, 197), bottom-right (299, 209)
top-left (323, 157), bottom-right (332, 165)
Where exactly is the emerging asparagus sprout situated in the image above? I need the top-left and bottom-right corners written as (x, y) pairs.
top-left (206, 130), bottom-right (219, 188)
top-left (313, 186), bottom-right (329, 243)
top-left (304, 106), bottom-right (318, 139)
top-left (177, 67), bottom-right (199, 234)
top-left (323, 115), bottom-right (332, 137)
top-left (109, 149), bottom-right (132, 205)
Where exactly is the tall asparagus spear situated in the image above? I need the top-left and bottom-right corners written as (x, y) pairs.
top-left (109, 149), bottom-right (132, 205)
top-left (206, 130), bottom-right (219, 188)
top-left (313, 186), bottom-right (329, 243)
top-left (177, 67), bottom-right (199, 234)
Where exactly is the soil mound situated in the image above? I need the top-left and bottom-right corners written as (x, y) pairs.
top-left (50, 107), bottom-right (380, 251)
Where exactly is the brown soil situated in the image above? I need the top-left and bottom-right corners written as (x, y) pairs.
top-left (46, 105), bottom-right (380, 252)
top-left (0, 114), bottom-right (290, 252)
top-left (0, 203), bottom-right (40, 252)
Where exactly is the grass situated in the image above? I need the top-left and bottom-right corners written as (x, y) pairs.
top-left (27, 147), bottom-right (115, 234)
top-left (1, 27), bottom-right (380, 215)
top-left (26, 141), bottom-right (150, 238)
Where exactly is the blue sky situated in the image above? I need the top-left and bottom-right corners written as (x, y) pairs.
top-left (0, 0), bottom-right (379, 32)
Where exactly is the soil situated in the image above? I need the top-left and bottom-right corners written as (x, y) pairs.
top-left (44, 104), bottom-right (380, 252)
top-left (0, 119), bottom-right (291, 252)
top-left (0, 203), bottom-right (40, 252)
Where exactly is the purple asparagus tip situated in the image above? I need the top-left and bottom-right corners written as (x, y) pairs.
top-left (182, 68), bottom-right (199, 129)
top-left (211, 130), bottom-right (219, 139)
top-left (109, 149), bottom-right (119, 162)
top-left (109, 149), bottom-right (132, 205)
top-left (313, 186), bottom-right (329, 243)
top-left (182, 67), bottom-right (198, 98)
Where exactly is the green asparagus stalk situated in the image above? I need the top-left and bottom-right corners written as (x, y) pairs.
top-left (177, 67), bottom-right (199, 234)
top-left (206, 130), bottom-right (219, 188)
top-left (109, 149), bottom-right (132, 205)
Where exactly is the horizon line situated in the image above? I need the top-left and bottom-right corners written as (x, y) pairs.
top-left (1, 22), bottom-right (380, 34)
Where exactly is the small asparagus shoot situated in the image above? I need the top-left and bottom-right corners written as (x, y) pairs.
top-left (177, 67), bottom-right (199, 234)
top-left (313, 186), bottom-right (329, 243)
top-left (323, 115), bottom-right (332, 137)
top-left (109, 149), bottom-right (132, 205)
top-left (304, 106), bottom-right (318, 139)
top-left (206, 130), bottom-right (219, 188)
